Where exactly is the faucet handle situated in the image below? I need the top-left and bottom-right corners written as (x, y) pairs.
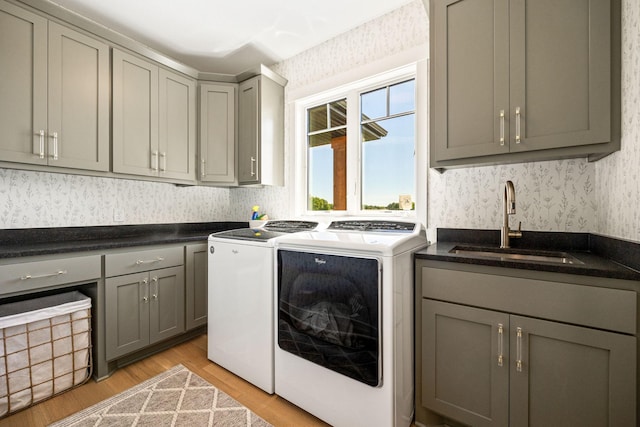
top-left (510, 221), bottom-right (523, 239)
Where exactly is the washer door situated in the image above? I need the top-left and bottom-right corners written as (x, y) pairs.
top-left (277, 249), bottom-right (381, 387)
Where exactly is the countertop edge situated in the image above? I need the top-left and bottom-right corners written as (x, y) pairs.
top-left (415, 229), bottom-right (640, 281)
top-left (0, 221), bottom-right (247, 259)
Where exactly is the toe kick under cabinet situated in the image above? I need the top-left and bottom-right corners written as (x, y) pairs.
top-left (105, 246), bottom-right (185, 361)
top-left (415, 261), bottom-right (637, 427)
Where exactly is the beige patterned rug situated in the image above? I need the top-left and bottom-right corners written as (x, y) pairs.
top-left (48, 364), bottom-right (272, 427)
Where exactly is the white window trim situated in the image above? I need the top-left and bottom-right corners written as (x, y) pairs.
top-left (292, 61), bottom-right (428, 226)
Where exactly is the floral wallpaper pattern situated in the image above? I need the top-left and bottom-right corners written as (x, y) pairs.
top-left (595, 0), bottom-right (640, 242)
top-left (1, 0), bottom-right (638, 244)
top-left (0, 169), bottom-right (233, 228)
top-left (428, 160), bottom-right (597, 234)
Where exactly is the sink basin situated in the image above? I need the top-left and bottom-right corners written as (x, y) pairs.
top-left (449, 246), bottom-right (584, 265)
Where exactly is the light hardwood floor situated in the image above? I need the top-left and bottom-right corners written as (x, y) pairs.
top-left (0, 334), bottom-right (331, 427)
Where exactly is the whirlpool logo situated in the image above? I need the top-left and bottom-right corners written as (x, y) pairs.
top-left (314, 257), bottom-right (327, 265)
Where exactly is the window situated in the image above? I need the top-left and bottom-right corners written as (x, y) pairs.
top-left (304, 74), bottom-right (416, 215)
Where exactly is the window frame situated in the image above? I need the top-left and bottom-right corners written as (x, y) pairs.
top-left (294, 64), bottom-right (421, 219)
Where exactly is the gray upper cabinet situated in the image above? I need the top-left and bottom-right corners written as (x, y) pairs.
top-left (0, 1), bottom-right (109, 171)
top-left (430, 0), bottom-right (620, 169)
top-left (199, 83), bottom-right (236, 184)
top-left (237, 75), bottom-right (284, 186)
top-left (113, 49), bottom-right (196, 182)
top-left (158, 69), bottom-right (197, 181)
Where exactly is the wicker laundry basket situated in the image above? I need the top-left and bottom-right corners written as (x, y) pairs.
top-left (0, 291), bottom-right (92, 417)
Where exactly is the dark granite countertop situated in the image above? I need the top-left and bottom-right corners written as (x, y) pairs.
top-left (0, 222), bottom-right (247, 259)
top-left (416, 229), bottom-right (640, 282)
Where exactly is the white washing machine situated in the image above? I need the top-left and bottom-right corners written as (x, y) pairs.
top-left (274, 220), bottom-right (428, 427)
top-left (207, 220), bottom-right (321, 394)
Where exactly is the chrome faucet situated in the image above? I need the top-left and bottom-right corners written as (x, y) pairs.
top-left (501, 180), bottom-right (522, 248)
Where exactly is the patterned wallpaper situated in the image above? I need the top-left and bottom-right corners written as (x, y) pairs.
top-left (428, 160), bottom-right (597, 234)
top-left (0, 169), bottom-right (233, 228)
top-left (595, 0), bottom-right (640, 242)
top-left (1, 0), bottom-right (638, 244)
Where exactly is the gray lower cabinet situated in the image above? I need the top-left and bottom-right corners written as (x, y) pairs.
top-left (0, 0), bottom-right (109, 171)
top-left (237, 75), bottom-right (284, 186)
top-left (416, 263), bottom-right (637, 427)
top-left (105, 265), bottom-right (185, 361)
top-left (199, 83), bottom-right (236, 184)
top-left (185, 243), bottom-right (208, 330)
top-left (430, 0), bottom-right (620, 169)
top-left (112, 49), bottom-right (196, 182)
top-left (422, 299), bottom-right (635, 427)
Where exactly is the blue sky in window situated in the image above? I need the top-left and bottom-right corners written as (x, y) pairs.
top-left (309, 114), bottom-right (415, 207)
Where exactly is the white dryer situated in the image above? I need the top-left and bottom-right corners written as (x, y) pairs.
top-left (274, 220), bottom-right (428, 427)
top-left (207, 220), bottom-right (321, 394)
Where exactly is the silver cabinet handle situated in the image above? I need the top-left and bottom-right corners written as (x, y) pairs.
top-left (151, 276), bottom-right (158, 299)
top-left (135, 256), bottom-right (165, 265)
top-left (201, 158), bottom-right (206, 178)
top-left (515, 107), bottom-right (521, 144)
top-left (51, 132), bottom-right (59, 160)
top-left (20, 270), bottom-right (67, 280)
top-left (151, 151), bottom-right (159, 172)
top-left (142, 277), bottom-right (149, 302)
top-left (499, 110), bottom-right (505, 146)
top-left (37, 130), bottom-right (45, 159)
top-left (516, 327), bottom-right (523, 372)
top-left (497, 323), bottom-right (504, 367)
top-left (250, 156), bottom-right (256, 177)
top-left (160, 152), bottom-right (166, 172)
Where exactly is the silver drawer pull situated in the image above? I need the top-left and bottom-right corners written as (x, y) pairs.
top-left (51, 132), bottom-right (59, 160)
top-left (37, 130), bottom-right (45, 159)
top-left (135, 257), bottom-right (165, 265)
top-left (516, 327), bottom-right (523, 372)
top-left (497, 323), bottom-right (504, 367)
top-left (160, 152), bottom-right (166, 172)
top-left (21, 270), bottom-right (67, 280)
top-left (499, 110), bottom-right (505, 146)
top-left (515, 107), bottom-right (521, 144)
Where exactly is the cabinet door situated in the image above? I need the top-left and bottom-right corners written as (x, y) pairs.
top-left (105, 273), bottom-right (150, 360)
top-left (112, 49), bottom-right (159, 176)
top-left (158, 69), bottom-right (196, 181)
top-left (0, 0), bottom-right (47, 165)
top-left (422, 299), bottom-right (509, 427)
top-left (149, 266), bottom-right (185, 344)
top-left (199, 84), bottom-right (236, 184)
top-left (509, 0), bottom-right (611, 153)
top-left (237, 77), bottom-right (260, 184)
top-left (431, 0), bottom-right (509, 161)
top-left (48, 22), bottom-right (109, 171)
top-left (185, 243), bottom-right (208, 330)
top-left (509, 315), bottom-right (636, 427)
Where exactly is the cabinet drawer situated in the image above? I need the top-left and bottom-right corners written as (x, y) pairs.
top-left (105, 246), bottom-right (183, 277)
top-left (421, 267), bottom-right (637, 335)
top-left (0, 254), bottom-right (101, 296)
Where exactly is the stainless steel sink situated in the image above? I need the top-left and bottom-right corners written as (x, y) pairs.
top-left (449, 246), bottom-right (584, 265)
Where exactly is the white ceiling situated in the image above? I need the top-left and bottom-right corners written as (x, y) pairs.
top-left (49, 0), bottom-right (415, 74)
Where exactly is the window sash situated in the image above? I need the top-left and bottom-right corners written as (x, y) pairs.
top-left (297, 66), bottom-right (418, 217)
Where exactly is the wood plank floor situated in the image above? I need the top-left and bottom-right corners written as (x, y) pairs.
top-left (0, 334), bottom-right (331, 427)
